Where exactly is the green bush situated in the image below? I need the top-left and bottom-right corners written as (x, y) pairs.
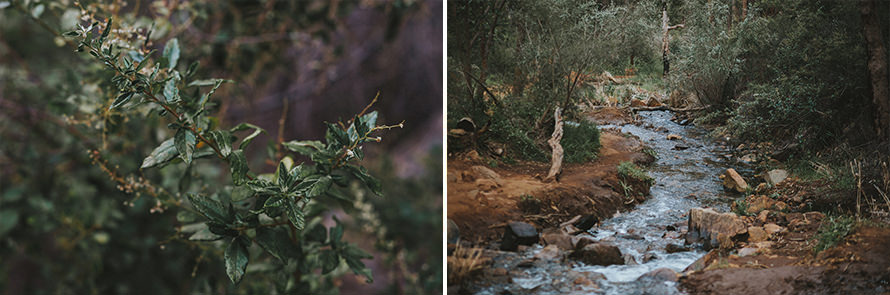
top-left (813, 215), bottom-right (856, 253)
top-left (563, 121), bottom-right (601, 163)
top-left (617, 161), bottom-right (654, 186)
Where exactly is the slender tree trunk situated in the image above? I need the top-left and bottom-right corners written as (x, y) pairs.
top-left (741, 0), bottom-right (748, 20)
top-left (661, 1), bottom-right (670, 76)
top-left (545, 107), bottom-right (564, 182)
top-left (860, 0), bottom-right (890, 139)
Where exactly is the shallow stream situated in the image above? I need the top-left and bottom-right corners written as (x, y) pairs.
top-left (476, 111), bottom-right (736, 295)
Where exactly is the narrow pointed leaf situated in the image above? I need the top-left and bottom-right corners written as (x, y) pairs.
top-left (256, 226), bottom-right (296, 262)
top-left (163, 38), bottom-right (180, 69)
top-left (141, 138), bottom-right (179, 169)
top-left (174, 128), bottom-right (196, 165)
top-left (109, 92), bottom-right (134, 110)
top-left (281, 140), bottom-right (325, 156)
top-left (224, 238), bottom-right (249, 285)
top-left (284, 197), bottom-right (305, 231)
top-left (319, 250), bottom-right (340, 274)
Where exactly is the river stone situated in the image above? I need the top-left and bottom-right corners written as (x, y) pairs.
top-left (638, 267), bottom-right (679, 282)
top-left (623, 253), bottom-right (638, 265)
top-left (500, 221), bottom-right (539, 251)
top-left (747, 226), bottom-right (769, 243)
top-left (686, 208), bottom-right (747, 250)
top-left (572, 234), bottom-right (598, 250)
top-left (738, 247), bottom-right (758, 257)
top-left (722, 168), bottom-right (749, 193)
top-left (573, 214), bottom-right (599, 232)
top-left (447, 219), bottom-right (460, 244)
top-left (542, 228), bottom-right (574, 250)
top-left (764, 169), bottom-right (789, 185)
top-left (534, 244), bottom-right (562, 261)
top-left (642, 252), bottom-right (659, 263)
top-left (746, 195), bottom-right (781, 214)
top-left (665, 243), bottom-right (690, 253)
top-left (570, 242), bottom-right (624, 266)
top-left (667, 134), bottom-right (682, 140)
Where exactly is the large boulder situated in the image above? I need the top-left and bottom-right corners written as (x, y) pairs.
top-left (500, 221), bottom-right (539, 251)
top-left (471, 165), bottom-right (502, 184)
top-left (638, 267), bottom-right (679, 282)
top-left (686, 208), bottom-right (747, 250)
top-left (570, 242), bottom-right (625, 266)
top-left (764, 169), bottom-right (789, 185)
top-left (722, 168), bottom-right (749, 193)
top-left (747, 226), bottom-right (769, 243)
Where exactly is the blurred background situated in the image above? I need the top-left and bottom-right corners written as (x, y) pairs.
top-left (0, 0), bottom-right (441, 294)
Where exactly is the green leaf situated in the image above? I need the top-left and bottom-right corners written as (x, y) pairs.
top-left (284, 197), bottom-right (306, 231)
top-left (277, 161), bottom-right (295, 190)
top-left (255, 226), bottom-right (296, 262)
top-left (163, 74), bottom-right (180, 103)
top-left (304, 222), bottom-right (327, 244)
top-left (0, 210), bottom-right (19, 238)
top-left (141, 138), bottom-right (179, 169)
top-left (62, 30), bottom-right (80, 37)
top-left (163, 38), bottom-right (180, 69)
top-left (174, 128), bottom-right (196, 165)
top-left (188, 226), bottom-right (224, 241)
top-left (346, 165), bottom-right (383, 197)
top-left (361, 111), bottom-right (378, 131)
top-left (229, 149), bottom-right (249, 186)
top-left (308, 175), bottom-right (333, 198)
top-left (324, 122), bottom-right (350, 148)
top-left (99, 17), bottom-right (112, 43)
top-left (282, 140), bottom-right (325, 156)
top-left (188, 79), bottom-right (233, 87)
top-left (341, 244), bottom-right (374, 283)
top-left (319, 250), bottom-right (340, 274)
top-left (231, 186), bottom-right (254, 202)
top-left (109, 92), bottom-right (134, 110)
top-left (224, 237), bottom-right (249, 285)
top-left (330, 217), bottom-right (343, 248)
top-left (187, 193), bottom-right (233, 224)
top-left (248, 179), bottom-right (279, 195)
top-left (208, 130), bottom-right (233, 158)
top-left (230, 123), bottom-right (265, 150)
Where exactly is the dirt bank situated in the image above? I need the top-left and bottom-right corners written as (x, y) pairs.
top-left (680, 179), bottom-right (890, 294)
top-left (447, 108), bottom-right (654, 244)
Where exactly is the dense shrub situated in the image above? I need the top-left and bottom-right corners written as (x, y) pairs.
top-left (563, 121), bottom-right (602, 163)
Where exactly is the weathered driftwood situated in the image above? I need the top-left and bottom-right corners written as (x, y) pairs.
top-left (544, 107), bottom-right (564, 182)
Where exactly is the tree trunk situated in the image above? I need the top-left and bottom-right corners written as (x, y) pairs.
top-left (545, 107), bottom-right (564, 182)
top-left (860, 0), bottom-right (890, 139)
top-left (661, 1), bottom-right (669, 76)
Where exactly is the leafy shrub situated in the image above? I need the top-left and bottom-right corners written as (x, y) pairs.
top-left (813, 215), bottom-right (856, 253)
top-left (617, 161), bottom-right (654, 186)
top-left (563, 121), bottom-right (601, 163)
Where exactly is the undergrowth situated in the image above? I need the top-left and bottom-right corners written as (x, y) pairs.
top-left (813, 215), bottom-right (856, 253)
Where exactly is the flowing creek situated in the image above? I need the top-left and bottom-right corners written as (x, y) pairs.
top-left (476, 111), bottom-right (737, 295)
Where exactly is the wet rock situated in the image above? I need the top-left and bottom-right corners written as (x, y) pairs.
top-left (740, 153), bottom-right (757, 164)
top-left (572, 234), bottom-right (598, 250)
top-left (447, 219), bottom-right (460, 244)
top-left (722, 168), bottom-right (749, 193)
top-left (673, 144), bottom-right (690, 150)
top-left (492, 267), bottom-right (509, 276)
top-left (542, 228), bottom-right (574, 251)
top-left (763, 223), bottom-right (784, 235)
top-left (665, 243), bottom-right (690, 253)
top-left (642, 252), bottom-right (659, 263)
top-left (623, 253), bottom-right (638, 265)
top-left (638, 267), bottom-right (679, 282)
top-left (686, 208), bottom-right (748, 250)
top-left (617, 233), bottom-right (645, 240)
top-left (534, 244), bottom-right (562, 261)
top-left (667, 134), bottom-right (682, 140)
top-left (500, 222), bottom-right (539, 251)
top-left (666, 224), bottom-right (677, 231)
top-left (570, 243), bottom-right (625, 266)
top-left (747, 226), bottom-right (769, 243)
top-left (679, 119), bottom-right (691, 126)
top-left (572, 214), bottom-right (599, 232)
top-left (764, 169), bottom-right (789, 185)
top-left (471, 165), bottom-right (502, 183)
top-left (630, 99), bottom-right (647, 107)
